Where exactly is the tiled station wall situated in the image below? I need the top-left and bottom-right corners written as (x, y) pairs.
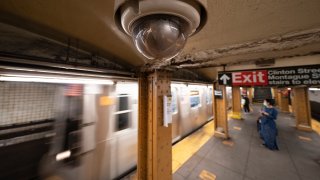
top-left (0, 82), bottom-right (59, 126)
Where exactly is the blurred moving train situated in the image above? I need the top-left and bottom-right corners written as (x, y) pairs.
top-left (1, 76), bottom-right (319, 180)
top-left (0, 77), bottom-right (213, 180)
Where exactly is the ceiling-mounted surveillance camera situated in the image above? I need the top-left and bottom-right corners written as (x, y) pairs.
top-left (114, 0), bottom-right (207, 60)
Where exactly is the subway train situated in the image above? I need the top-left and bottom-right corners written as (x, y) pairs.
top-left (0, 79), bottom-right (213, 180)
top-left (2, 78), bottom-right (319, 180)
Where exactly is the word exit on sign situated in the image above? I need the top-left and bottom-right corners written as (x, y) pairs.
top-left (218, 65), bottom-right (320, 86)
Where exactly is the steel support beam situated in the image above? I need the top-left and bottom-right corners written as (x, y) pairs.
top-left (213, 84), bottom-right (229, 139)
top-left (271, 88), bottom-right (278, 106)
top-left (293, 87), bottom-right (312, 131)
top-left (138, 71), bottom-right (172, 180)
top-left (231, 86), bottom-right (242, 120)
top-left (278, 89), bottom-right (289, 112)
top-left (248, 87), bottom-right (253, 104)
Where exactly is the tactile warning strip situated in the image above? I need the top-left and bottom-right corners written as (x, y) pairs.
top-left (172, 121), bottom-right (215, 173)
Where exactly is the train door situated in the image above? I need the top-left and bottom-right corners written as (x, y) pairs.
top-left (62, 85), bottom-right (83, 166)
top-left (206, 87), bottom-right (214, 120)
top-left (97, 83), bottom-right (138, 179)
top-left (171, 87), bottom-right (180, 142)
top-left (38, 84), bottom-right (84, 180)
top-left (172, 84), bottom-right (189, 139)
top-left (42, 84), bottom-right (97, 180)
top-left (197, 86), bottom-right (210, 126)
top-left (187, 86), bottom-right (201, 133)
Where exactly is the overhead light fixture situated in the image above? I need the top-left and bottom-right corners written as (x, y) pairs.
top-left (114, 0), bottom-right (207, 60)
top-left (0, 74), bottom-right (114, 85)
top-left (56, 150), bottom-right (71, 161)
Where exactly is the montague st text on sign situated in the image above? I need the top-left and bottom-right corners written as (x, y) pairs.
top-left (218, 65), bottom-right (320, 86)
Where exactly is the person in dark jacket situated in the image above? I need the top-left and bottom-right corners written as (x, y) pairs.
top-left (260, 99), bottom-right (279, 150)
top-left (243, 95), bottom-right (250, 113)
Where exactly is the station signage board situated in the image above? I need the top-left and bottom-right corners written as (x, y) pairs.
top-left (214, 90), bottom-right (223, 99)
top-left (218, 65), bottom-right (320, 86)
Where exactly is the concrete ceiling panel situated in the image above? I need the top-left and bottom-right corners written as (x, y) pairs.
top-left (1, 0), bottom-right (320, 80)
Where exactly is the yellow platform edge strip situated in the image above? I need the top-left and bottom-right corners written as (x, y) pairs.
top-left (172, 121), bottom-right (214, 173)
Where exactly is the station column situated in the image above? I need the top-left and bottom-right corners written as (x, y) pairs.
top-left (290, 91), bottom-right (295, 115)
top-left (247, 87), bottom-right (253, 104)
top-left (138, 71), bottom-right (172, 180)
top-left (213, 84), bottom-right (229, 139)
top-left (293, 87), bottom-right (312, 131)
top-left (231, 86), bottom-right (242, 120)
top-left (277, 88), bottom-right (289, 112)
top-left (272, 88), bottom-right (278, 106)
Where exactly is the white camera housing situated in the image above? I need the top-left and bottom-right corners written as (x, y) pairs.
top-left (114, 0), bottom-right (207, 60)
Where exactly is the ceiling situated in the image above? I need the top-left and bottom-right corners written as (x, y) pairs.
top-left (0, 0), bottom-right (320, 80)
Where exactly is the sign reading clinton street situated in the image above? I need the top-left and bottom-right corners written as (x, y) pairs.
top-left (218, 65), bottom-right (320, 86)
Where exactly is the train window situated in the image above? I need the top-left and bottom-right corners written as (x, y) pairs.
top-left (171, 89), bottom-right (178, 113)
top-left (190, 90), bottom-right (200, 108)
top-left (119, 96), bottom-right (129, 111)
top-left (117, 113), bottom-right (129, 131)
top-left (115, 94), bottom-right (132, 131)
top-left (206, 88), bottom-right (213, 104)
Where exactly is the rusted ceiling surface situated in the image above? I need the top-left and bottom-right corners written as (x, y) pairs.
top-left (0, 0), bottom-right (145, 67)
top-left (167, 28), bottom-right (320, 69)
top-left (0, 22), bottom-right (131, 72)
top-left (0, 0), bottom-right (320, 80)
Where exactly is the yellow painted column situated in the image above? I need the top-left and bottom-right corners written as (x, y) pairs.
top-left (293, 87), bottom-right (312, 131)
top-left (290, 90), bottom-right (295, 115)
top-left (213, 84), bottom-right (229, 139)
top-left (231, 86), bottom-right (242, 120)
top-left (278, 88), bottom-right (289, 112)
top-left (272, 88), bottom-right (278, 106)
top-left (247, 87), bottom-right (253, 104)
top-left (138, 74), bottom-right (148, 180)
top-left (138, 71), bottom-right (172, 180)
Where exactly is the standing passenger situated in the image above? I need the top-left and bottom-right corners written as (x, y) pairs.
top-left (260, 99), bottom-right (279, 150)
top-left (243, 95), bottom-right (250, 113)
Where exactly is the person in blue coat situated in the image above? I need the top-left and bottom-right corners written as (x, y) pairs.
top-left (260, 98), bottom-right (279, 150)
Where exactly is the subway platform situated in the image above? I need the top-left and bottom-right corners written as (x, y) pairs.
top-left (173, 105), bottom-right (320, 180)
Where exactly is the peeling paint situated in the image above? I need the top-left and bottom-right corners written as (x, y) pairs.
top-left (0, 22), bottom-right (132, 71)
top-left (147, 27), bottom-right (320, 70)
